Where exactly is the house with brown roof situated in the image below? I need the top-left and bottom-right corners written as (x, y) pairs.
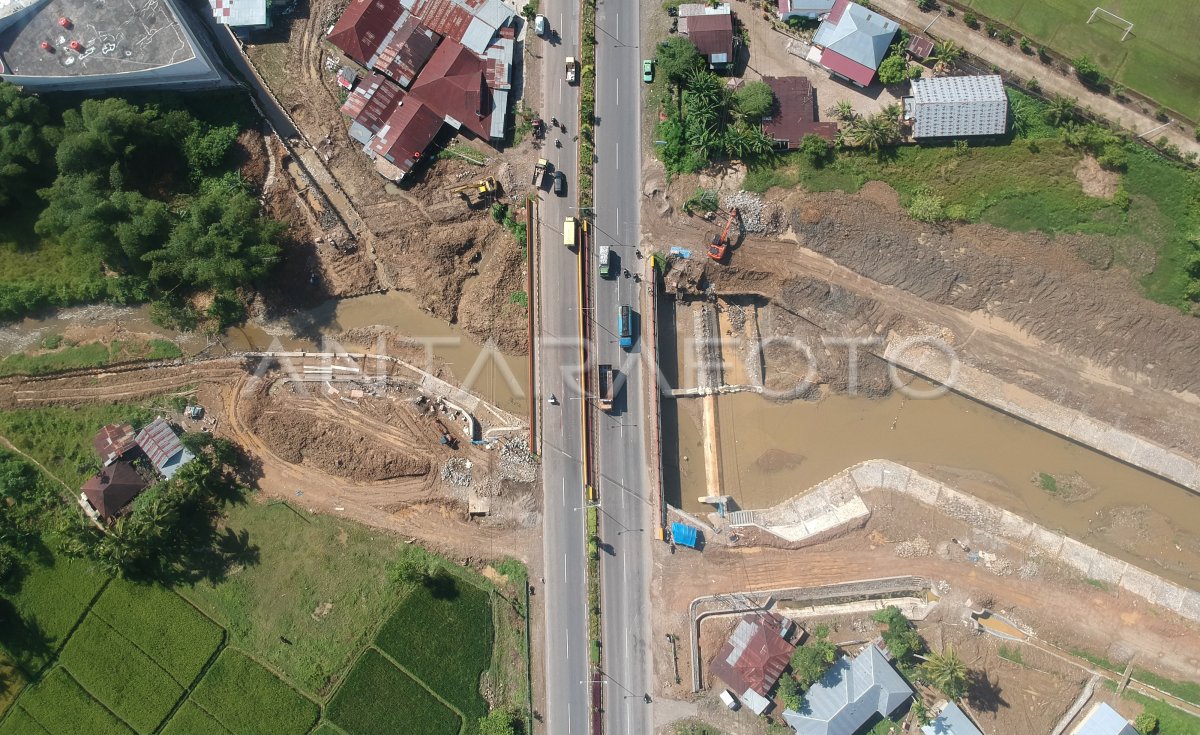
top-left (79, 462), bottom-right (151, 522)
top-left (760, 76), bottom-right (839, 148)
top-left (679, 3), bottom-right (735, 71)
top-left (709, 612), bottom-right (796, 714)
top-left (330, 0), bottom-right (515, 180)
top-left (93, 423), bottom-right (139, 466)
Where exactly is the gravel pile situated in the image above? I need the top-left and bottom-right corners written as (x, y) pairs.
top-left (723, 192), bottom-right (784, 234)
top-left (727, 304), bottom-right (746, 331)
top-left (442, 457), bottom-right (473, 487)
top-left (498, 436), bottom-right (537, 483)
top-left (894, 536), bottom-right (931, 558)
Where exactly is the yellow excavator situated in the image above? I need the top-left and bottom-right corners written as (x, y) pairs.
top-left (448, 177), bottom-right (500, 200)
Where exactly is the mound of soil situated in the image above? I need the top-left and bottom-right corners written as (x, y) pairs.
top-left (253, 417), bottom-right (430, 482)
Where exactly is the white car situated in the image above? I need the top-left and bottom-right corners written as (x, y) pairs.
top-left (534, 14), bottom-right (548, 36)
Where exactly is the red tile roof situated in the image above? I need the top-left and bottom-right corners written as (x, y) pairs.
top-left (369, 100), bottom-right (445, 174)
top-left (709, 613), bottom-right (796, 698)
top-left (341, 72), bottom-right (407, 134)
top-left (760, 76), bottom-right (839, 146)
top-left (81, 462), bottom-right (150, 520)
top-left (685, 13), bottom-right (734, 60)
top-left (376, 16), bottom-right (442, 86)
top-left (93, 423), bottom-right (138, 465)
top-left (826, 0), bottom-right (849, 23)
top-left (818, 47), bottom-right (876, 86)
top-left (409, 39), bottom-right (491, 138)
top-left (328, 0), bottom-right (405, 66)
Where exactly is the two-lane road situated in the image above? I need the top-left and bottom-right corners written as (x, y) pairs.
top-left (536, 4), bottom-right (590, 735)
top-left (590, 0), bottom-right (654, 732)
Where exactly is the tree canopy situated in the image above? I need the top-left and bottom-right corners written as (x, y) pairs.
top-left (733, 81), bottom-right (775, 120)
top-left (790, 625), bottom-right (837, 688)
top-left (0, 82), bottom-right (53, 209)
top-left (872, 606), bottom-right (924, 669)
top-left (877, 54), bottom-right (913, 86)
top-left (655, 37), bottom-right (705, 85)
top-left (0, 86), bottom-right (281, 326)
top-left (922, 647), bottom-right (968, 700)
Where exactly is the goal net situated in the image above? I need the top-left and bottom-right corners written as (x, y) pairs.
top-left (1087, 7), bottom-right (1134, 41)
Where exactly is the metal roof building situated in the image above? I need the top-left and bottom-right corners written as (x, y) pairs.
top-left (782, 642), bottom-right (912, 735)
top-left (760, 76), bottom-right (839, 148)
top-left (1068, 703), bottom-right (1138, 735)
top-left (136, 418), bottom-right (194, 480)
top-left (679, 3), bottom-right (734, 69)
top-left (810, 0), bottom-right (897, 87)
top-left (209, 0), bottom-right (268, 27)
top-left (922, 701), bottom-right (983, 735)
top-left (777, 0), bottom-right (837, 22)
top-left (903, 75), bottom-right (1008, 138)
top-left (709, 612), bottom-right (796, 714)
top-left (80, 462), bottom-right (150, 521)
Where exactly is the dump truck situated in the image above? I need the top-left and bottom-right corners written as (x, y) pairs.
top-left (597, 364), bottom-right (615, 412)
top-left (532, 158), bottom-right (550, 186)
top-left (563, 216), bottom-right (577, 247)
top-left (598, 244), bottom-right (612, 278)
top-left (565, 56), bottom-right (578, 84)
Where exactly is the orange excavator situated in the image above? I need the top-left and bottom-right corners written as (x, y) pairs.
top-left (707, 207), bottom-right (740, 262)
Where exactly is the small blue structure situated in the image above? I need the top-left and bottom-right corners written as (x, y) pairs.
top-left (671, 522), bottom-right (700, 549)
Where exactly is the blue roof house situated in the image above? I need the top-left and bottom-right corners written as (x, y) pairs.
top-left (1069, 703), bottom-right (1137, 735)
top-left (922, 702), bottom-right (983, 735)
top-left (783, 642), bottom-right (912, 735)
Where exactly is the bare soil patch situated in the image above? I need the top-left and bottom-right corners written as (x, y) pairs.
top-left (1074, 155), bottom-right (1120, 199)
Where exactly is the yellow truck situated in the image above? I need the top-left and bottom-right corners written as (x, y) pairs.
top-left (563, 216), bottom-right (576, 247)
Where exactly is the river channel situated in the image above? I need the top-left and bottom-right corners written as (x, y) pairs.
top-left (0, 292), bottom-right (530, 415)
top-left (658, 301), bottom-right (1200, 587)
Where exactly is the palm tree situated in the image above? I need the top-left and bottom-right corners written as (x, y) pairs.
top-left (929, 40), bottom-right (963, 66)
top-left (1044, 94), bottom-right (1079, 127)
top-left (848, 113), bottom-right (899, 152)
top-left (832, 100), bottom-right (856, 122)
top-left (922, 647), bottom-right (968, 700)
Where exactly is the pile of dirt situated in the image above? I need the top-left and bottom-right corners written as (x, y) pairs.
top-left (240, 383), bottom-right (432, 482)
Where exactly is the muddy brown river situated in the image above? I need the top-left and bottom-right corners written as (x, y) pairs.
top-left (0, 292), bottom-right (530, 414)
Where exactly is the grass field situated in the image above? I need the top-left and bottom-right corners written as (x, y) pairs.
top-left (190, 648), bottom-right (319, 735)
top-left (964, 0), bottom-right (1200, 119)
top-left (0, 400), bottom-right (529, 734)
top-left (0, 209), bottom-right (107, 323)
top-left (374, 574), bottom-right (495, 728)
top-left (1122, 690), bottom-right (1200, 735)
top-left (327, 650), bottom-right (461, 735)
top-left (0, 338), bottom-right (181, 378)
top-left (180, 501), bottom-right (406, 697)
top-left (744, 90), bottom-right (1200, 309)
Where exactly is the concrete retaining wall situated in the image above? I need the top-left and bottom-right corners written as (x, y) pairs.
top-left (819, 459), bottom-right (1200, 624)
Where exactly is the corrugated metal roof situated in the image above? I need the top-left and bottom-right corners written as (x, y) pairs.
top-left (375, 16), bottom-right (441, 87)
top-left (922, 702), bottom-right (983, 735)
top-left (685, 13), bottom-right (734, 61)
top-left (328, 0), bottom-right (405, 66)
top-left (369, 99), bottom-right (444, 175)
top-left (782, 643), bottom-right (912, 735)
top-left (709, 613), bottom-right (796, 699)
top-left (907, 75), bottom-right (1007, 138)
top-left (778, 0), bottom-right (837, 19)
top-left (135, 418), bottom-right (193, 479)
top-left (341, 72), bottom-right (406, 134)
top-left (812, 0), bottom-right (896, 78)
top-left (81, 462), bottom-right (149, 520)
top-left (760, 75), bottom-right (838, 146)
top-left (210, 0), bottom-right (267, 26)
top-left (1069, 703), bottom-right (1138, 735)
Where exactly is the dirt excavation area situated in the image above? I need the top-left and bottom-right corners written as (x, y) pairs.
top-left (235, 5), bottom-right (536, 354)
top-left (0, 360), bottom-right (541, 563)
top-left (650, 494), bottom-right (1200, 735)
top-left (650, 172), bottom-right (1200, 463)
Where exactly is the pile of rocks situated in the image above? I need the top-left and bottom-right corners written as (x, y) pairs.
top-left (894, 536), bottom-right (931, 558)
top-left (498, 436), bottom-right (537, 483)
top-left (723, 192), bottom-right (784, 234)
top-left (442, 457), bottom-right (473, 487)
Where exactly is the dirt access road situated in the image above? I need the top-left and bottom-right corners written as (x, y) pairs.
top-left (651, 494), bottom-right (1200, 734)
top-left (238, 1), bottom-right (541, 354)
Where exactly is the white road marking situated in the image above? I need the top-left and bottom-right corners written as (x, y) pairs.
top-left (623, 554), bottom-right (628, 584)
top-left (568, 703), bottom-right (572, 733)
top-left (615, 141), bottom-right (619, 168)
top-left (564, 552), bottom-right (568, 583)
top-left (616, 76), bottom-right (619, 105)
top-left (563, 476), bottom-right (567, 506)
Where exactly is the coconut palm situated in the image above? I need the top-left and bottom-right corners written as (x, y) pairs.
top-left (1044, 94), bottom-right (1079, 127)
top-left (929, 40), bottom-right (963, 66)
top-left (832, 100), bottom-right (857, 122)
top-left (922, 646), bottom-right (969, 700)
top-left (848, 113), bottom-right (899, 152)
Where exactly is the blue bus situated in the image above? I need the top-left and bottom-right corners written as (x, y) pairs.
top-left (618, 305), bottom-right (634, 349)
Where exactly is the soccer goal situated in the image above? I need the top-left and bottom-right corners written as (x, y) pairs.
top-left (1087, 7), bottom-right (1134, 41)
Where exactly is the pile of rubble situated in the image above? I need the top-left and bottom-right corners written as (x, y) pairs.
top-left (497, 436), bottom-right (537, 483)
top-left (442, 457), bottom-right (473, 487)
top-left (894, 536), bottom-right (931, 558)
top-left (723, 192), bottom-right (784, 234)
